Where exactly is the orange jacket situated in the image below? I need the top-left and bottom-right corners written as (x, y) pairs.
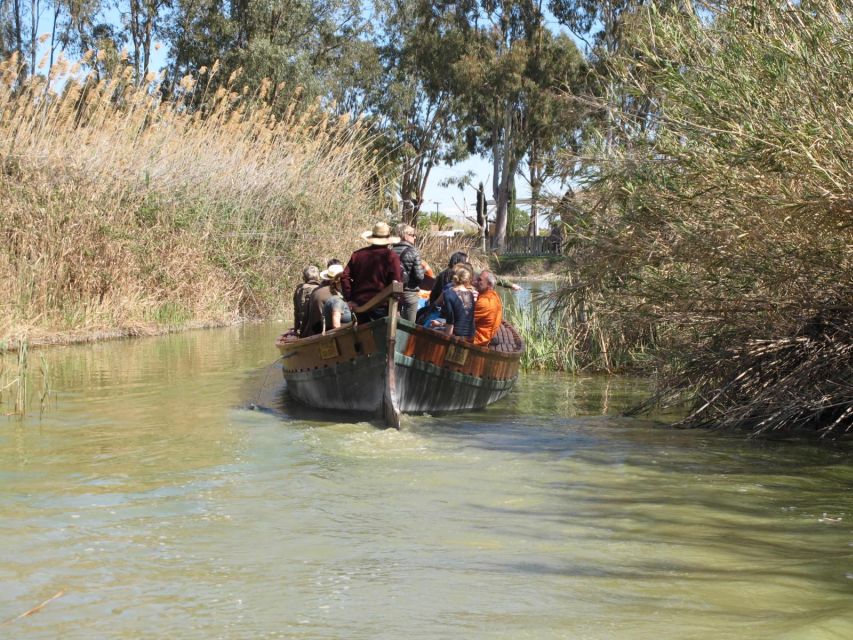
top-left (473, 289), bottom-right (502, 346)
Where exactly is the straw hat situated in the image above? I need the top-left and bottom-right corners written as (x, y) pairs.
top-left (360, 221), bottom-right (400, 245)
top-left (320, 264), bottom-right (344, 280)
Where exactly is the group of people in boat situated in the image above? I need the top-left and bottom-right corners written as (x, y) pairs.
top-left (290, 220), bottom-right (519, 348)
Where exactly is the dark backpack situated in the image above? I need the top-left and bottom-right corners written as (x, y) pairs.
top-left (391, 243), bottom-right (416, 288)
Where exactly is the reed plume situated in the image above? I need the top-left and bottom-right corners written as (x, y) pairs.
top-left (0, 55), bottom-right (380, 346)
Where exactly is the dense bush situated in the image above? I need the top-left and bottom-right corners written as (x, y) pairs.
top-left (557, 1), bottom-right (852, 436)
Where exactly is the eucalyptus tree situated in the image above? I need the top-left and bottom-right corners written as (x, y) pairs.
top-left (519, 28), bottom-right (585, 236)
top-left (0, 1), bottom-right (14, 58)
top-left (124, 0), bottom-right (171, 83)
top-left (1, 0), bottom-right (108, 79)
top-left (547, 0), bottom-right (702, 153)
top-left (11, 0), bottom-right (24, 69)
top-left (366, 0), bottom-right (470, 224)
top-left (59, 0), bottom-right (111, 56)
top-left (0, 0), bottom-right (31, 77)
top-left (417, 0), bottom-right (584, 251)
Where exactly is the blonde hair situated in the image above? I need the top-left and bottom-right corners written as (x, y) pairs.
top-left (451, 263), bottom-right (473, 287)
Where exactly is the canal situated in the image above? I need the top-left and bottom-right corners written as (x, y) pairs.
top-left (1, 322), bottom-right (851, 638)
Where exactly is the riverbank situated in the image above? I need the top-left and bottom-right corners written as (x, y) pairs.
top-left (488, 254), bottom-right (562, 280)
top-left (1, 318), bottom-right (249, 351)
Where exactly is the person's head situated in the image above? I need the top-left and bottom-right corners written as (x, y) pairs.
top-left (451, 263), bottom-right (473, 287)
top-left (361, 221), bottom-right (399, 246)
top-left (395, 223), bottom-right (417, 244)
top-left (448, 251), bottom-right (468, 268)
top-left (320, 263), bottom-right (344, 283)
top-left (327, 258), bottom-right (342, 267)
top-left (303, 265), bottom-right (320, 283)
top-left (475, 269), bottom-right (496, 293)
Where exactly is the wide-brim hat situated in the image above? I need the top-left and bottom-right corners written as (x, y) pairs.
top-left (320, 264), bottom-right (344, 280)
top-left (361, 221), bottom-right (400, 245)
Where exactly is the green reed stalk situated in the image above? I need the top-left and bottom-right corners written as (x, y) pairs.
top-left (505, 303), bottom-right (575, 372)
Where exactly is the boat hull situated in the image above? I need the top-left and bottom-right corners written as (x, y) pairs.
top-left (277, 317), bottom-right (522, 418)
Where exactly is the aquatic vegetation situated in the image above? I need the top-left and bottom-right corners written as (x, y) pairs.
top-left (505, 302), bottom-right (578, 372)
top-left (0, 339), bottom-right (51, 417)
top-left (504, 294), bottom-right (651, 373)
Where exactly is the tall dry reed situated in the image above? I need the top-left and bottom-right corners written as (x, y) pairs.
top-left (0, 53), bottom-right (380, 346)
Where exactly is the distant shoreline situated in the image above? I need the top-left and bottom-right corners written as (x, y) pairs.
top-left (1, 318), bottom-right (255, 351)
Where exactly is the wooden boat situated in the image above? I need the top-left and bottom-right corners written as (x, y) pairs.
top-left (275, 282), bottom-right (524, 427)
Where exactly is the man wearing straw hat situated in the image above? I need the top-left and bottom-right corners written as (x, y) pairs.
top-left (342, 221), bottom-right (403, 323)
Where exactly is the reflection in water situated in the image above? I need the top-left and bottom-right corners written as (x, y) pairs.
top-left (1, 323), bottom-right (852, 639)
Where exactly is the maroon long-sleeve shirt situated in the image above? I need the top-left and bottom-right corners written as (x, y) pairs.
top-left (341, 245), bottom-right (403, 306)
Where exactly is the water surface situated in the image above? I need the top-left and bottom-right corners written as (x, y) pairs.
top-left (1, 323), bottom-right (851, 638)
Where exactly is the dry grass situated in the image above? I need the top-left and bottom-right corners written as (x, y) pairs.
top-left (0, 53), bottom-right (379, 347)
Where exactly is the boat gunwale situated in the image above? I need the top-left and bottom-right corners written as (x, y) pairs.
top-left (277, 317), bottom-right (524, 362)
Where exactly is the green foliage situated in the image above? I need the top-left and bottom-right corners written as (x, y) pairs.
top-left (506, 302), bottom-right (579, 372)
top-left (148, 302), bottom-right (192, 326)
top-left (507, 205), bottom-right (529, 237)
top-left (505, 295), bottom-right (648, 372)
top-left (166, 0), bottom-right (371, 111)
top-left (419, 211), bottom-right (453, 231)
top-left (415, 0), bottom-right (586, 249)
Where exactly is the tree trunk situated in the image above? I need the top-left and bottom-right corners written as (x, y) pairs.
top-left (528, 141), bottom-right (540, 237)
top-left (29, 0), bottom-right (38, 79)
top-left (491, 98), bottom-right (515, 253)
top-left (13, 0), bottom-right (24, 79)
top-left (476, 182), bottom-right (487, 244)
top-left (42, 2), bottom-right (60, 98)
top-left (143, 18), bottom-right (152, 82)
top-left (413, 161), bottom-right (432, 228)
top-left (399, 156), bottom-right (430, 227)
top-left (48, 3), bottom-right (59, 72)
top-left (129, 0), bottom-right (142, 81)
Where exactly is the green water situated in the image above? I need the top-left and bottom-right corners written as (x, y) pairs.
top-left (1, 323), bottom-right (852, 639)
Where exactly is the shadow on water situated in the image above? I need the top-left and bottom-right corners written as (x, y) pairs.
top-left (240, 330), bottom-right (853, 604)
